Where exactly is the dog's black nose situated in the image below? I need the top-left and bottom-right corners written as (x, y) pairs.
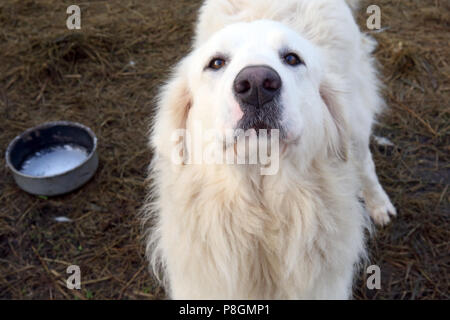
top-left (233, 65), bottom-right (282, 108)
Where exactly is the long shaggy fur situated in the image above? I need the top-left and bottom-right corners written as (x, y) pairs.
top-left (143, 0), bottom-right (395, 299)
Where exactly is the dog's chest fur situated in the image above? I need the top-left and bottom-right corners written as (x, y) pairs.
top-left (153, 158), bottom-right (367, 299)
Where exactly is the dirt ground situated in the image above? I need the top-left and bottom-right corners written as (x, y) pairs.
top-left (0, 0), bottom-right (448, 299)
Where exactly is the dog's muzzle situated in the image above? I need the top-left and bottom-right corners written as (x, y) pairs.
top-left (233, 65), bottom-right (283, 133)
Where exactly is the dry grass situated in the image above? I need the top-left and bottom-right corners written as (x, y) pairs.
top-left (0, 0), bottom-right (448, 299)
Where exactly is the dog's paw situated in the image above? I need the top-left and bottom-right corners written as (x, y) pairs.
top-left (368, 200), bottom-right (397, 226)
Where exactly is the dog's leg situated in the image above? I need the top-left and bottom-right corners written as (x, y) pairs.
top-left (357, 143), bottom-right (396, 225)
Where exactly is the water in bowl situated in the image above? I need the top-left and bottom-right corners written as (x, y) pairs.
top-left (20, 144), bottom-right (89, 177)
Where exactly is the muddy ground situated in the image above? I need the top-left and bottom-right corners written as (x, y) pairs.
top-left (0, 0), bottom-right (448, 299)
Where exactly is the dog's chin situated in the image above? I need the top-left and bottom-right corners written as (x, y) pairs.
top-left (234, 118), bottom-right (285, 139)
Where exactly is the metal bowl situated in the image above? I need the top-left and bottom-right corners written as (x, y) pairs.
top-left (5, 121), bottom-right (99, 196)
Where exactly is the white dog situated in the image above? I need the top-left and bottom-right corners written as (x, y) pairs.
top-left (144, 0), bottom-right (396, 299)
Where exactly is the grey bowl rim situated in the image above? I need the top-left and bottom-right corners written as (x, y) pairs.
top-left (5, 120), bottom-right (98, 180)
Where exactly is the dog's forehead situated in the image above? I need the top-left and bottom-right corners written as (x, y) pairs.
top-left (207, 20), bottom-right (296, 51)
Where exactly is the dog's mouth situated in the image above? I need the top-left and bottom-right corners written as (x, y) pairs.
top-left (235, 101), bottom-right (285, 138)
top-left (234, 119), bottom-right (285, 140)
top-left (240, 119), bottom-right (276, 131)
top-left (251, 121), bottom-right (274, 131)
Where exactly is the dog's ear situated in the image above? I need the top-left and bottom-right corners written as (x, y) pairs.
top-left (150, 59), bottom-right (192, 161)
top-left (320, 74), bottom-right (350, 161)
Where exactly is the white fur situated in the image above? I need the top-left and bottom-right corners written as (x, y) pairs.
top-left (144, 0), bottom-right (396, 299)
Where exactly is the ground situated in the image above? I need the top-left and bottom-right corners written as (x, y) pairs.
top-left (0, 0), bottom-right (448, 299)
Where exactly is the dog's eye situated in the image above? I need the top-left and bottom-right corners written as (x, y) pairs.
top-left (283, 53), bottom-right (303, 66)
top-left (208, 58), bottom-right (226, 70)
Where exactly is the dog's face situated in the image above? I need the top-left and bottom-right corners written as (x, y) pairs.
top-left (187, 20), bottom-right (327, 140)
top-left (154, 20), bottom-right (348, 166)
